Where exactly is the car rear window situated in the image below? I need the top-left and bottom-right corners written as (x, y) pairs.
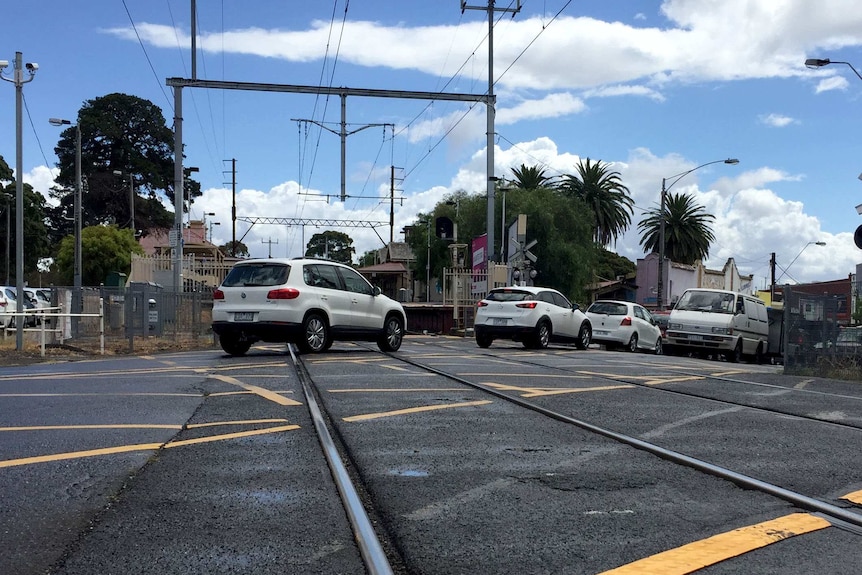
top-left (588, 302), bottom-right (628, 315)
top-left (486, 289), bottom-right (534, 302)
top-left (222, 263), bottom-right (290, 287)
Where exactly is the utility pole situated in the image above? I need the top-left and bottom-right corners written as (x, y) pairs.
top-left (770, 252), bottom-right (776, 303)
top-left (390, 166), bottom-right (404, 245)
top-left (262, 237), bottom-right (278, 258)
top-left (223, 158), bottom-right (237, 255)
top-left (460, 0), bottom-right (521, 274)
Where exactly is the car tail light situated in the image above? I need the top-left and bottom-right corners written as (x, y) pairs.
top-left (213, 289), bottom-right (224, 300)
top-left (267, 287), bottom-right (300, 300)
top-left (516, 302), bottom-right (538, 309)
top-left (620, 316), bottom-right (632, 326)
top-left (477, 301), bottom-right (489, 307)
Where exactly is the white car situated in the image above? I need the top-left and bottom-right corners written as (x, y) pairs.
top-left (212, 258), bottom-right (407, 355)
top-left (23, 288), bottom-right (51, 325)
top-left (586, 300), bottom-right (663, 354)
top-left (474, 286), bottom-right (592, 350)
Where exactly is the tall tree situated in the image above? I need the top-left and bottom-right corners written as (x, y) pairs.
top-left (54, 225), bottom-right (144, 285)
top-left (305, 230), bottom-right (355, 263)
top-left (558, 158), bottom-right (633, 246)
top-left (0, 172), bottom-right (51, 279)
top-left (510, 164), bottom-right (555, 190)
top-left (219, 241), bottom-right (250, 258)
top-left (50, 93), bottom-right (200, 237)
top-left (638, 191), bottom-right (716, 265)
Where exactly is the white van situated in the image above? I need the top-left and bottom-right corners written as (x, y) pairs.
top-left (666, 288), bottom-right (769, 363)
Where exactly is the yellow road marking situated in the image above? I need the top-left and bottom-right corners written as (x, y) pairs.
top-left (0, 392), bottom-right (201, 398)
top-left (187, 418), bottom-right (289, 428)
top-left (0, 424), bottom-right (181, 432)
top-left (380, 364), bottom-right (411, 372)
top-left (208, 374), bottom-right (302, 406)
top-left (577, 371), bottom-right (705, 386)
top-left (841, 490), bottom-right (862, 505)
top-left (457, 373), bottom-right (589, 379)
top-left (329, 388), bottom-right (464, 393)
top-left (598, 513), bottom-right (831, 575)
top-left (0, 361), bottom-right (288, 382)
top-left (0, 424), bottom-right (299, 468)
top-left (795, 379), bottom-right (814, 390)
top-left (482, 381), bottom-right (633, 397)
top-left (344, 400), bottom-right (492, 422)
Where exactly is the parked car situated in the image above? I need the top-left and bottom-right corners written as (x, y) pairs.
top-left (212, 258), bottom-right (407, 355)
top-left (23, 288), bottom-right (51, 325)
top-left (666, 288), bottom-right (769, 363)
top-left (586, 300), bottom-right (663, 354)
top-left (0, 286), bottom-right (37, 327)
top-left (474, 286), bottom-right (592, 350)
top-left (0, 289), bottom-right (9, 329)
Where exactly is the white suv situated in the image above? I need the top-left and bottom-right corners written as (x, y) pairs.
top-left (212, 258), bottom-right (407, 355)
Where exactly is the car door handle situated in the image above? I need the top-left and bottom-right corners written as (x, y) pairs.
top-left (351, 298), bottom-right (359, 304)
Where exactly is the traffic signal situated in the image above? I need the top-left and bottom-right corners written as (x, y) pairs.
top-left (436, 216), bottom-right (454, 240)
top-left (855, 225), bottom-right (862, 249)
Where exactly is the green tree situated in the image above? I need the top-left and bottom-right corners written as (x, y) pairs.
top-left (558, 158), bottom-right (633, 246)
top-left (358, 250), bottom-right (377, 267)
top-left (638, 191), bottom-right (716, 265)
top-left (510, 164), bottom-right (555, 190)
top-left (219, 240), bottom-right (250, 258)
top-left (305, 230), bottom-right (355, 263)
top-left (0, 176), bottom-right (51, 278)
top-left (55, 225), bottom-right (144, 286)
top-left (50, 93), bottom-right (200, 237)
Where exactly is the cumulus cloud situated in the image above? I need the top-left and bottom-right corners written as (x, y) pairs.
top-left (758, 113), bottom-right (799, 127)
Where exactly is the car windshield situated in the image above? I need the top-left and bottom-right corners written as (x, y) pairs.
top-left (674, 290), bottom-right (735, 313)
top-left (587, 302), bottom-right (627, 315)
top-left (222, 263), bottom-right (290, 287)
top-left (486, 289), bottom-right (534, 302)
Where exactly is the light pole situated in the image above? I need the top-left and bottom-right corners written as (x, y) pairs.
top-left (112, 170), bottom-right (135, 230)
top-left (2, 53), bottom-right (38, 350)
top-left (425, 218), bottom-right (431, 302)
top-left (209, 221), bottom-right (220, 243)
top-left (657, 158), bottom-right (739, 310)
top-left (805, 58), bottom-right (862, 80)
top-left (49, 117), bottom-right (82, 337)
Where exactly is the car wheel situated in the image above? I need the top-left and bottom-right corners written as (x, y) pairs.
top-left (575, 322), bottom-right (591, 350)
top-left (219, 334), bottom-right (252, 356)
top-left (532, 321), bottom-right (551, 349)
top-left (378, 314), bottom-right (404, 352)
top-left (299, 313), bottom-right (330, 353)
top-left (476, 331), bottom-right (493, 348)
top-left (725, 340), bottom-right (743, 363)
top-left (627, 333), bottom-right (638, 352)
top-left (654, 337), bottom-right (662, 355)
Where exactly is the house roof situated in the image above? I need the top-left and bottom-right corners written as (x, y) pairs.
top-left (357, 262), bottom-right (409, 274)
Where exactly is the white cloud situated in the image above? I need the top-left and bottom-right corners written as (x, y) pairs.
top-left (815, 75), bottom-right (849, 93)
top-left (758, 113), bottom-right (799, 127)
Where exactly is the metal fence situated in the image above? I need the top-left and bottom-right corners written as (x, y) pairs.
top-left (781, 286), bottom-right (860, 372)
top-left (1, 285), bottom-right (215, 354)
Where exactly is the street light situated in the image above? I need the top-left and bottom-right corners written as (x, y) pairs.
top-left (112, 170), bottom-right (136, 230)
top-left (49, 117), bottom-right (82, 337)
top-left (208, 221), bottom-right (221, 243)
top-left (771, 241), bottom-right (827, 300)
top-left (1, 53), bottom-right (38, 349)
top-left (657, 158), bottom-right (739, 309)
top-left (805, 58), bottom-right (862, 81)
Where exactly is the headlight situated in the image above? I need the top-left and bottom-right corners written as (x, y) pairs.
top-left (669, 323), bottom-right (682, 330)
top-left (711, 327), bottom-right (730, 334)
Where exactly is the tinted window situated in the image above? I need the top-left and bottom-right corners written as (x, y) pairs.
top-left (306, 264), bottom-right (341, 290)
top-left (587, 301), bottom-right (628, 315)
top-left (338, 267), bottom-right (373, 295)
top-left (536, 291), bottom-right (556, 305)
top-left (551, 292), bottom-right (571, 309)
top-left (222, 263), bottom-right (290, 287)
top-left (486, 289), bottom-right (533, 302)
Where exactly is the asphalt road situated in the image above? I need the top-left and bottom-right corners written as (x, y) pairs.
top-left (2, 337), bottom-right (862, 574)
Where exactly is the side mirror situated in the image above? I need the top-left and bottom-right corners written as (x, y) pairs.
top-left (373, 286), bottom-right (381, 296)
top-left (572, 303), bottom-right (580, 312)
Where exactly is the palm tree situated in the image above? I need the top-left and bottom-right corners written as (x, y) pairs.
top-left (510, 164), bottom-right (555, 190)
top-left (558, 158), bottom-right (633, 246)
top-left (638, 192), bottom-right (715, 265)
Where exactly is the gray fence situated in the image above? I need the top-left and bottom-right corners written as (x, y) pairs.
top-left (780, 286), bottom-right (859, 372)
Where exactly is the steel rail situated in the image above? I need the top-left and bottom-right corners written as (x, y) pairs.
top-left (288, 344), bottom-right (394, 575)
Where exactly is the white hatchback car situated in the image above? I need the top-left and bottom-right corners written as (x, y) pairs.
top-left (586, 300), bottom-right (663, 354)
top-left (212, 258), bottom-right (407, 355)
top-left (474, 286), bottom-right (592, 350)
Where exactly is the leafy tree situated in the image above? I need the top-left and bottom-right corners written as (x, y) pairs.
top-left (219, 240), bottom-right (250, 258)
top-left (558, 158), bottom-right (633, 246)
top-left (358, 250), bottom-right (377, 267)
top-left (0, 175), bottom-right (51, 278)
top-left (510, 164), bottom-right (556, 190)
top-left (594, 248), bottom-right (636, 282)
top-left (50, 93), bottom-right (200, 237)
top-left (638, 191), bottom-right (716, 265)
top-left (305, 230), bottom-right (355, 263)
top-left (55, 225), bottom-right (144, 286)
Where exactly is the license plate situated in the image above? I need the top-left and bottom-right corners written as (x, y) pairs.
top-left (492, 318), bottom-right (508, 326)
top-left (689, 334), bottom-right (702, 341)
top-left (595, 330), bottom-right (609, 336)
top-left (234, 312), bottom-right (254, 321)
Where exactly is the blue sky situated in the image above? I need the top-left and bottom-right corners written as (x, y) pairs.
top-left (3, 1), bottom-right (862, 288)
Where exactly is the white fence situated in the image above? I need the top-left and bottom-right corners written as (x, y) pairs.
top-left (1, 300), bottom-right (105, 356)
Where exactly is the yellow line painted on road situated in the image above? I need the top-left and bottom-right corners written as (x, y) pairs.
top-left (329, 388), bottom-right (465, 393)
top-left (577, 371), bottom-right (705, 386)
top-left (208, 374), bottom-right (302, 406)
top-left (598, 513), bottom-right (831, 575)
top-left (186, 418), bottom-right (289, 428)
top-left (0, 361), bottom-right (289, 382)
top-left (344, 400), bottom-right (492, 422)
top-left (841, 490), bottom-right (862, 505)
top-left (165, 425), bottom-right (300, 447)
top-left (0, 392), bottom-right (201, 398)
top-left (482, 381), bottom-right (633, 397)
top-left (458, 373), bottom-right (589, 379)
top-left (0, 424), bottom-right (299, 468)
top-left (0, 424), bottom-right (182, 432)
